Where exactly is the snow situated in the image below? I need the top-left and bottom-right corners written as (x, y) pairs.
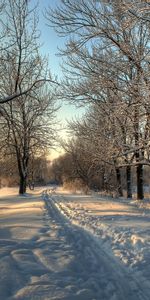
top-left (0, 187), bottom-right (150, 299)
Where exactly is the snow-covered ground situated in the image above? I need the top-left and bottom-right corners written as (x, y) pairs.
top-left (0, 187), bottom-right (150, 299)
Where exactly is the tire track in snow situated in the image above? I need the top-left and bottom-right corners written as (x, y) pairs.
top-left (43, 191), bottom-right (150, 300)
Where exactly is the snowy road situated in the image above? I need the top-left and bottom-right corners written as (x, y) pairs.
top-left (0, 189), bottom-right (150, 299)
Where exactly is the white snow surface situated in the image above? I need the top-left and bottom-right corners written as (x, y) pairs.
top-left (0, 186), bottom-right (150, 299)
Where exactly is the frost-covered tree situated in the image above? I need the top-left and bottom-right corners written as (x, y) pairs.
top-left (0, 0), bottom-right (57, 104)
top-left (0, 85), bottom-right (58, 194)
top-left (68, 105), bottom-right (123, 196)
top-left (47, 0), bottom-right (150, 199)
top-left (52, 138), bottom-right (102, 192)
top-left (0, 0), bottom-right (59, 194)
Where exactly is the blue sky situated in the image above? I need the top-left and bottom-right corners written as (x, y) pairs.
top-left (31, 0), bottom-right (85, 159)
top-left (32, 0), bottom-right (63, 75)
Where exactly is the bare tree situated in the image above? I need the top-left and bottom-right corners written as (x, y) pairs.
top-left (0, 0), bottom-right (59, 194)
top-left (0, 0), bottom-right (58, 104)
top-left (0, 85), bottom-right (58, 194)
top-left (47, 0), bottom-right (150, 200)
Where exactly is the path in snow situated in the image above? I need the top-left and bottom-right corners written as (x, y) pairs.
top-left (0, 189), bottom-right (149, 299)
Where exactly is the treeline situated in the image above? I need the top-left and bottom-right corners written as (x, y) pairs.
top-left (46, 0), bottom-right (150, 200)
top-left (50, 113), bottom-right (150, 198)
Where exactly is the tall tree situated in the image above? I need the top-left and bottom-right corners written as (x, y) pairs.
top-left (0, 86), bottom-right (58, 194)
top-left (0, 0), bottom-right (59, 194)
top-left (47, 0), bottom-right (150, 199)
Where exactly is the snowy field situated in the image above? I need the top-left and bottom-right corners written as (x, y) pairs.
top-left (0, 187), bottom-right (150, 299)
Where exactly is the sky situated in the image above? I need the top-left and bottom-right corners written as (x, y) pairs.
top-left (31, 0), bottom-right (85, 160)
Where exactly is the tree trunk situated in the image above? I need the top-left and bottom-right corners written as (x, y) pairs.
top-left (115, 167), bottom-right (123, 197)
top-left (137, 164), bottom-right (144, 200)
top-left (19, 175), bottom-right (27, 194)
top-left (16, 151), bottom-right (29, 195)
top-left (135, 150), bottom-right (144, 200)
top-left (134, 99), bottom-right (144, 200)
top-left (101, 167), bottom-right (105, 190)
top-left (126, 166), bottom-right (132, 198)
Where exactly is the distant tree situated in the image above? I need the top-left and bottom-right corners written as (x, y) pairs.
top-left (50, 154), bottom-right (74, 185)
top-left (28, 155), bottom-right (51, 187)
top-left (0, 154), bottom-right (18, 188)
